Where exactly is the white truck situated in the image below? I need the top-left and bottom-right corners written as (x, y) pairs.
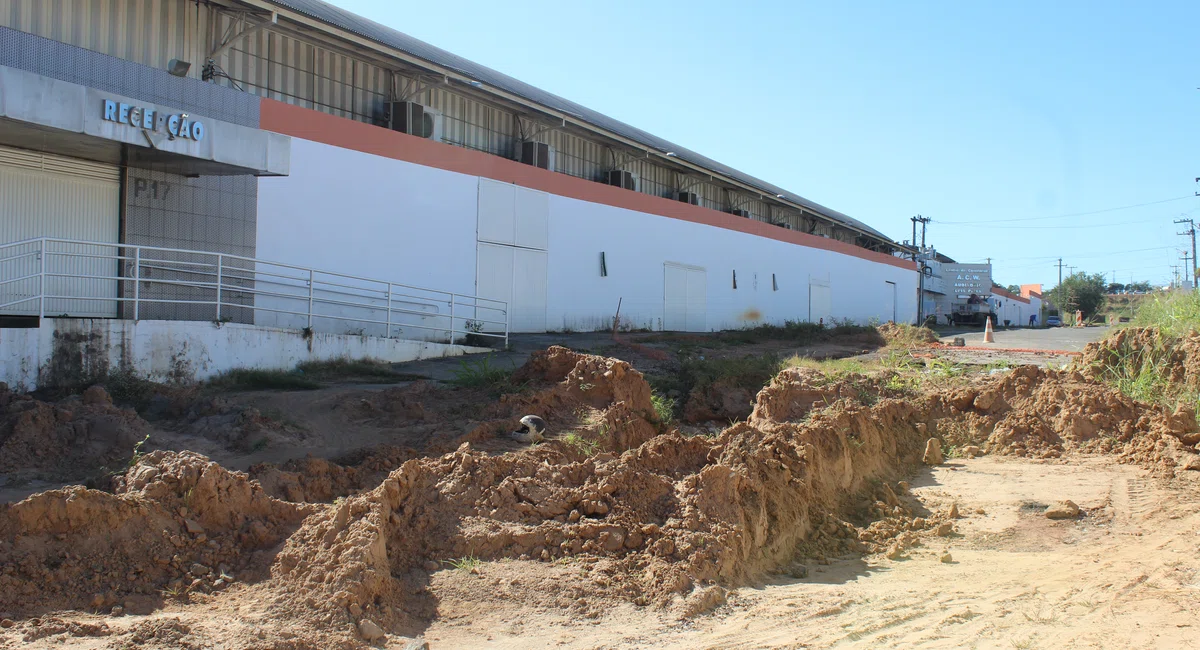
top-left (942, 263), bottom-right (996, 326)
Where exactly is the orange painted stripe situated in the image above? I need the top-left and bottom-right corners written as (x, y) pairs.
top-left (258, 99), bottom-right (916, 271)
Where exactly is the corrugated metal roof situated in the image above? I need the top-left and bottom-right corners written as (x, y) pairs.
top-left (261, 0), bottom-right (896, 244)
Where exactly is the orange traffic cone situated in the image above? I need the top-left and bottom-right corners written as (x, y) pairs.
top-left (983, 316), bottom-right (995, 343)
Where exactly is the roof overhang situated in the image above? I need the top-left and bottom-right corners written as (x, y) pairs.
top-left (0, 65), bottom-right (290, 177)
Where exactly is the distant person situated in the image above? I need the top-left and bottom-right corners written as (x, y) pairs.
top-left (1029, 314), bottom-right (1036, 327)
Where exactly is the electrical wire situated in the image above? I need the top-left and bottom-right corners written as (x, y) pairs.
top-left (931, 195), bottom-right (1195, 225)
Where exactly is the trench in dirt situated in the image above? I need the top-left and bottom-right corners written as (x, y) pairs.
top-left (0, 327), bottom-right (1198, 648)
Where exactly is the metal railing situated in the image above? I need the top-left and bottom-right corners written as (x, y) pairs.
top-left (0, 238), bottom-right (508, 346)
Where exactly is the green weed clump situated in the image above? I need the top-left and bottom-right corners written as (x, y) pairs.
top-left (561, 432), bottom-right (601, 456)
top-left (781, 355), bottom-right (871, 377)
top-left (651, 392), bottom-right (677, 423)
top-left (444, 556), bottom-right (483, 573)
top-left (681, 354), bottom-right (783, 395)
top-left (296, 357), bottom-right (426, 382)
top-left (448, 355), bottom-right (524, 395)
top-left (1131, 291), bottom-right (1200, 337)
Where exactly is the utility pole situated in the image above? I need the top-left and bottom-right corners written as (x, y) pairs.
top-left (911, 217), bottom-right (918, 260)
top-left (1057, 258), bottom-right (1064, 286)
top-left (1176, 216), bottom-right (1197, 289)
top-left (1184, 252), bottom-right (1193, 287)
top-left (910, 215), bottom-right (930, 254)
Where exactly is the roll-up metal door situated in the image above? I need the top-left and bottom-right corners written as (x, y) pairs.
top-left (0, 145), bottom-right (121, 317)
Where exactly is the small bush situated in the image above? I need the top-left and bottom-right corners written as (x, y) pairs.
top-left (100, 369), bottom-right (165, 411)
top-left (651, 392), bottom-right (677, 423)
top-left (449, 355), bottom-right (519, 393)
top-left (681, 354), bottom-right (783, 395)
top-left (208, 369), bottom-right (321, 391)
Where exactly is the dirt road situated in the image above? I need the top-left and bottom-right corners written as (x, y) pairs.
top-left (430, 456), bottom-right (1200, 649)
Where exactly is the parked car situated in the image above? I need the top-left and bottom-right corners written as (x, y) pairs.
top-left (1045, 316), bottom-right (1062, 327)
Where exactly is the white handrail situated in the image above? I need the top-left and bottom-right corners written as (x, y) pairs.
top-left (0, 237), bottom-right (508, 346)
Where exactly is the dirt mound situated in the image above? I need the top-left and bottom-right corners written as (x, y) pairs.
top-left (1077, 326), bottom-right (1200, 392)
top-left (0, 384), bottom-right (150, 483)
top-left (7, 347), bottom-right (1199, 645)
top-left (751, 367), bottom-right (875, 422)
top-left (0, 451), bottom-right (314, 618)
top-left (260, 391), bottom-right (935, 639)
top-left (250, 446), bottom-right (417, 503)
top-left (346, 346), bottom-right (660, 457)
top-left (919, 366), bottom-right (1199, 471)
top-left (681, 379), bottom-right (755, 423)
top-left (877, 322), bottom-right (938, 346)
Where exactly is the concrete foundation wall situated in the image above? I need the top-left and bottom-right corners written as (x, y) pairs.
top-left (0, 319), bottom-right (484, 391)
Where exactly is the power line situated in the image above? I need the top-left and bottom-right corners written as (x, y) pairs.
top-left (937, 218), bottom-right (1152, 230)
top-left (932, 195), bottom-right (1193, 225)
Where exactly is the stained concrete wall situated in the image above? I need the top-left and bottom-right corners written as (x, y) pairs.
top-left (0, 319), bottom-right (486, 391)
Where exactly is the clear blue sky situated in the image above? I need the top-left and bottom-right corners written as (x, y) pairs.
top-left (329, 0), bottom-right (1200, 290)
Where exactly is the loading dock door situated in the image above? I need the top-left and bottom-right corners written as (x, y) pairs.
top-left (0, 146), bottom-right (120, 317)
top-left (664, 262), bottom-right (706, 331)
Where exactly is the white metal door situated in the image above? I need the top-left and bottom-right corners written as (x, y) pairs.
top-left (664, 262), bottom-right (706, 332)
top-left (478, 178), bottom-right (549, 250)
top-left (809, 281), bottom-right (832, 324)
top-left (685, 267), bottom-right (707, 332)
top-left (0, 146), bottom-right (120, 317)
top-left (885, 281), bottom-right (897, 322)
top-left (476, 179), bottom-right (549, 333)
top-left (664, 264), bottom-right (687, 331)
top-left (476, 242), bottom-right (547, 333)
top-left (512, 247), bottom-right (547, 332)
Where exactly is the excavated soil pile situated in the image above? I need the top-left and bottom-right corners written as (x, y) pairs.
top-left (877, 322), bottom-right (939, 346)
top-left (252, 350), bottom-right (935, 638)
top-left (0, 451), bottom-right (315, 618)
top-left (159, 395), bottom-right (304, 451)
top-left (249, 348), bottom-right (661, 504)
top-left (250, 446), bottom-right (418, 503)
top-left (0, 384), bottom-right (149, 483)
top-left (1077, 326), bottom-right (1200, 392)
top-left (4, 347), bottom-right (1198, 646)
top-left (920, 366), bottom-right (1200, 472)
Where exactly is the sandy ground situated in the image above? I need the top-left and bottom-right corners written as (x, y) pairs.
top-left (427, 455), bottom-right (1200, 649)
top-left (9, 454), bottom-right (1193, 649)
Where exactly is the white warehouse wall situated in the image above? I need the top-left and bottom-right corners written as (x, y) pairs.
top-left (258, 137), bottom-right (918, 334)
top-left (548, 195), bottom-right (917, 331)
top-left (255, 138), bottom-right (481, 338)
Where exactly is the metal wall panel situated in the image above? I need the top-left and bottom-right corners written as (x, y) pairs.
top-left (2, 0), bottom-right (207, 81)
top-left (0, 26), bottom-right (259, 127)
